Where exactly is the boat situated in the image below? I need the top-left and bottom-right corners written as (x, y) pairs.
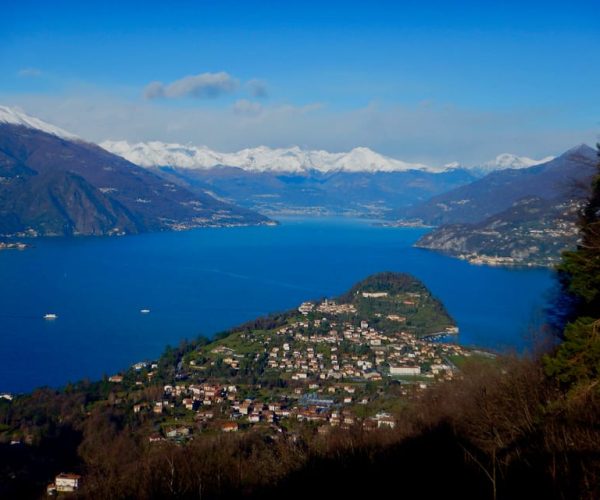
top-left (140, 309), bottom-right (150, 314)
top-left (43, 313), bottom-right (58, 320)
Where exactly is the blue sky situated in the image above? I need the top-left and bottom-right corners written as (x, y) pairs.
top-left (1, 0), bottom-right (599, 164)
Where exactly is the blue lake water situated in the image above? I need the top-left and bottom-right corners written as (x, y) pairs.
top-left (0, 217), bottom-right (555, 393)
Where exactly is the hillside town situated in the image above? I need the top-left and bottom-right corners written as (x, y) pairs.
top-left (99, 279), bottom-right (473, 445)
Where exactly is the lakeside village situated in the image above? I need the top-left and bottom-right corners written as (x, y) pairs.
top-left (100, 287), bottom-right (469, 442)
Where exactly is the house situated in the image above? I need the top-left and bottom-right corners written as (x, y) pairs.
top-left (133, 403), bottom-right (147, 414)
top-left (363, 372), bottom-right (382, 381)
top-left (189, 384), bottom-right (202, 396)
top-left (375, 412), bottom-right (396, 429)
top-left (276, 408), bottom-right (291, 418)
top-left (386, 314), bottom-right (406, 322)
top-left (298, 302), bottom-right (315, 315)
top-left (196, 411), bottom-right (214, 421)
top-left (55, 473), bottom-right (82, 492)
top-left (165, 427), bottom-right (191, 439)
top-left (343, 415), bottom-right (355, 425)
top-left (222, 422), bottom-right (239, 432)
top-left (389, 366), bottom-right (421, 376)
top-left (108, 375), bottom-right (123, 383)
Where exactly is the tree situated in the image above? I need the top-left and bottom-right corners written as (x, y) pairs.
top-left (545, 144), bottom-right (600, 391)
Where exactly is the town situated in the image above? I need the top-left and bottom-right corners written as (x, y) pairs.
top-left (102, 274), bottom-right (473, 445)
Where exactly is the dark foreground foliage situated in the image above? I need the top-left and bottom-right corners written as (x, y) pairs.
top-left (1, 356), bottom-right (599, 499)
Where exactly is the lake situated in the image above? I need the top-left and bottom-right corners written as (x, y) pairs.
top-left (0, 217), bottom-right (555, 393)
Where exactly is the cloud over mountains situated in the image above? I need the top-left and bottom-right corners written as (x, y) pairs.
top-left (144, 72), bottom-right (239, 100)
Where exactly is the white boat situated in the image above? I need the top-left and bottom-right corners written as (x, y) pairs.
top-left (140, 309), bottom-right (150, 314)
top-left (43, 313), bottom-right (58, 320)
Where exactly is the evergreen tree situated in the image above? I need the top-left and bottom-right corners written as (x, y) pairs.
top-left (545, 144), bottom-right (600, 391)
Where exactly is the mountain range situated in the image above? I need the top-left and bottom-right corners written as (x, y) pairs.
top-left (101, 140), bottom-right (552, 175)
top-left (0, 106), bottom-right (269, 237)
top-left (413, 144), bottom-right (597, 266)
top-left (100, 141), bottom-right (554, 217)
top-left (1, 104), bottom-right (593, 266)
top-left (405, 144), bottom-right (596, 226)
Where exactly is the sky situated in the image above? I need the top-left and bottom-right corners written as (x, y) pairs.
top-left (1, 0), bottom-right (599, 165)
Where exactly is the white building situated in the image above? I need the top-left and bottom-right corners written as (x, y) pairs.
top-left (55, 473), bottom-right (82, 492)
top-left (389, 366), bottom-right (421, 376)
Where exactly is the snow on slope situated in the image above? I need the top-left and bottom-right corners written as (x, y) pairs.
top-left (0, 105), bottom-right (554, 175)
top-left (100, 140), bottom-right (443, 174)
top-left (477, 153), bottom-right (555, 173)
top-left (0, 105), bottom-right (79, 141)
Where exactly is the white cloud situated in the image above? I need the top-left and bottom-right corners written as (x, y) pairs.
top-left (143, 72), bottom-right (238, 100)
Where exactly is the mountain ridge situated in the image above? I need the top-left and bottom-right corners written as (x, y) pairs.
top-left (101, 139), bottom-right (553, 175)
top-left (0, 109), bottom-right (270, 237)
top-left (404, 144), bottom-right (596, 226)
top-left (412, 144), bottom-right (597, 266)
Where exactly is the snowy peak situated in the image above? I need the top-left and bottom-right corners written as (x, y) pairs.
top-left (101, 140), bottom-right (224, 170)
top-left (477, 153), bottom-right (555, 173)
top-left (99, 141), bottom-right (443, 174)
top-left (0, 105), bottom-right (564, 176)
top-left (330, 147), bottom-right (437, 173)
top-left (0, 105), bottom-right (79, 141)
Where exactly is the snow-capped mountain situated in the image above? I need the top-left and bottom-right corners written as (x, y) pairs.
top-left (446, 154), bottom-right (555, 175)
top-left (100, 141), bottom-right (443, 174)
top-left (0, 105), bottom-right (80, 141)
top-left (0, 104), bottom-right (555, 176)
top-left (474, 153), bottom-right (555, 174)
top-left (101, 140), bottom-right (556, 175)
